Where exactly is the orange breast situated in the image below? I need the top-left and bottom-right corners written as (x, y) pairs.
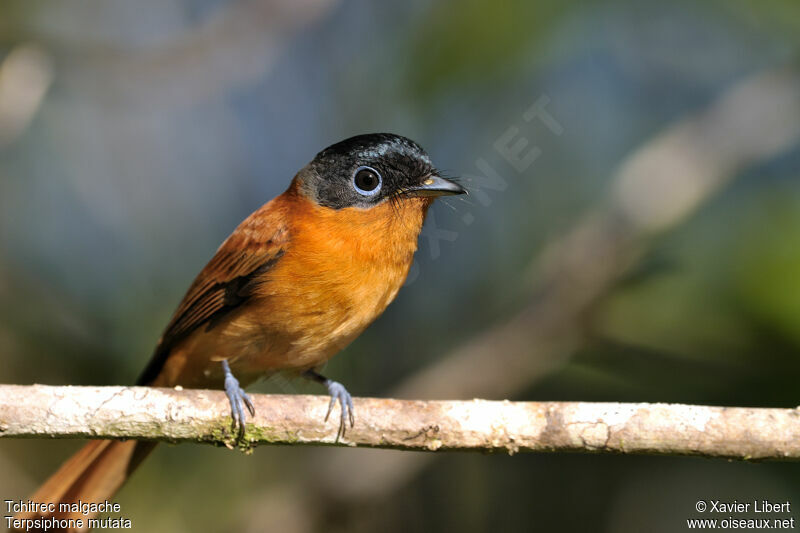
top-left (250, 194), bottom-right (429, 370)
top-left (154, 191), bottom-right (430, 388)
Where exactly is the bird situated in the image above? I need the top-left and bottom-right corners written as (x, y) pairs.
top-left (14, 133), bottom-right (466, 530)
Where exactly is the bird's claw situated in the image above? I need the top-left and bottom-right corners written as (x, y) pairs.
top-left (222, 360), bottom-right (254, 440)
top-left (324, 380), bottom-right (354, 441)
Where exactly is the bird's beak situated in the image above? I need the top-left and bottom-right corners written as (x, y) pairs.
top-left (408, 175), bottom-right (467, 197)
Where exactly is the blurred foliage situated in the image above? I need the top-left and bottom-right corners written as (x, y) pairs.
top-left (719, 0), bottom-right (800, 38)
top-left (733, 181), bottom-right (800, 347)
top-left (406, 0), bottom-right (573, 100)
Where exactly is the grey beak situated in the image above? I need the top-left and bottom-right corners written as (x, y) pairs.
top-left (409, 175), bottom-right (467, 197)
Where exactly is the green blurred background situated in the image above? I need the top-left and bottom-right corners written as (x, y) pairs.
top-left (1, 1), bottom-right (799, 531)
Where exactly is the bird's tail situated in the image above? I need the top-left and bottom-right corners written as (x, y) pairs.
top-left (13, 440), bottom-right (156, 532)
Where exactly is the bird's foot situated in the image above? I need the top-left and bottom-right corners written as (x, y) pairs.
top-left (221, 359), bottom-right (255, 440)
top-left (324, 379), bottom-right (355, 441)
top-left (302, 370), bottom-right (355, 441)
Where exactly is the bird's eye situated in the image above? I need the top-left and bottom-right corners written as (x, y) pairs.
top-left (352, 166), bottom-right (382, 196)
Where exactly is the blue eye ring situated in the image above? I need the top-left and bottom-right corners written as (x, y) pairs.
top-left (352, 166), bottom-right (382, 196)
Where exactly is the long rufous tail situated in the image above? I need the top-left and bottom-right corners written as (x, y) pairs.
top-left (13, 440), bottom-right (156, 532)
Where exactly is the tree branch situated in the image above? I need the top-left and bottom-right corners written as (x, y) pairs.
top-left (1, 385), bottom-right (798, 460)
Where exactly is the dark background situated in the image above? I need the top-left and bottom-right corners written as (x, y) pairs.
top-left (1, 1), bottom-right (799, 531)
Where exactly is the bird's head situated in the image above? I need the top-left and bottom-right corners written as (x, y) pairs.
top-left (296, 133), bottom-right (466, 210)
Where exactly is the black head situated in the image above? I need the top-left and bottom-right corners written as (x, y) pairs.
top-left (298, 133), bottom-right (465, 209)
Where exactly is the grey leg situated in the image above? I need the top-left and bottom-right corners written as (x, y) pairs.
top-left (221, 359), bottom-right (255, 439)
top-left (303, 370), bottom-right (355, 441)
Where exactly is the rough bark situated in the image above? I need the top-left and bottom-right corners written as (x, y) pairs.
top-left (0, 385), bottom-right (797, 460)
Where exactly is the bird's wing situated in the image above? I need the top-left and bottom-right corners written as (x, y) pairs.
top-left (137, 205), bottom-right (289, 385)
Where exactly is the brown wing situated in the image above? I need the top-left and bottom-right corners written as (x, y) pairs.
top-left (137, 208), bottom-right (289, 385)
